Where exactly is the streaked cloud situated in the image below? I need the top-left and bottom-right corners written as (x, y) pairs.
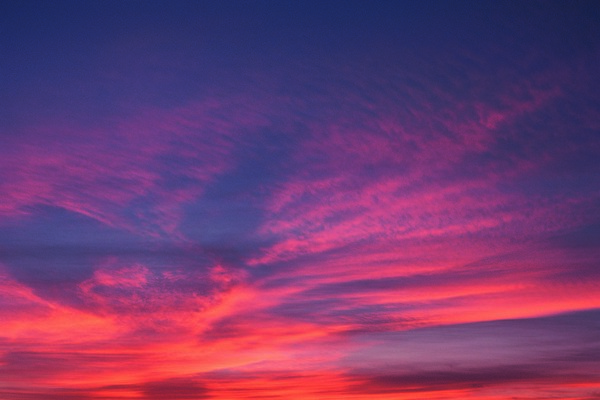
top-left (1, 1), bottom-right (599, 399)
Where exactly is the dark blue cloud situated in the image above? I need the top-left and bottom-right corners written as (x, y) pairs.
top-left (342, 309), bottom-right (600, 378)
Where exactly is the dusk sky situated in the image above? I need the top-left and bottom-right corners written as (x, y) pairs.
top-left (1, 1), bottom-right (600, 399)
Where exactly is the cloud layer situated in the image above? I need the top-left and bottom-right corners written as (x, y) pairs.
top-left (1, 1), bottom-right (599, 399)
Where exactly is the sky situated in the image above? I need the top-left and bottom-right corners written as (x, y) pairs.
top-left (1, 1), bottom-right (600, 399)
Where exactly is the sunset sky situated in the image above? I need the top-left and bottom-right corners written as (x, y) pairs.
top-left (1, 1), bottom-right (600, 399)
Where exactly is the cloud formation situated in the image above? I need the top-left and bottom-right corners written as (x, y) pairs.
top-left (1, 1), bottom-right (599, 399)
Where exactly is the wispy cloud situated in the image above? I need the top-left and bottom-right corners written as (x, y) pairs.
top-left (1, 2), bottom-right (599, 398)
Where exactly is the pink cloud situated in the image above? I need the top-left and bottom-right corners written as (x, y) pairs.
top-left (1, 26), bottom-right (599, 400)
top-left (0, 95), bottom-right (272, 238)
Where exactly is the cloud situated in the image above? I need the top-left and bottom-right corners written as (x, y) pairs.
top-left (1, 3), bottom-right (599, 399)
top-left (0, 95), bottom-right (272, 239)
top-left (141, 377), bottom-right (211, 400)
top-left (348, 366), bottom-right (547, 394)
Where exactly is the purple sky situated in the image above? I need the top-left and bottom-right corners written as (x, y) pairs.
top-left (1, 1), bottom-right (600, 399)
